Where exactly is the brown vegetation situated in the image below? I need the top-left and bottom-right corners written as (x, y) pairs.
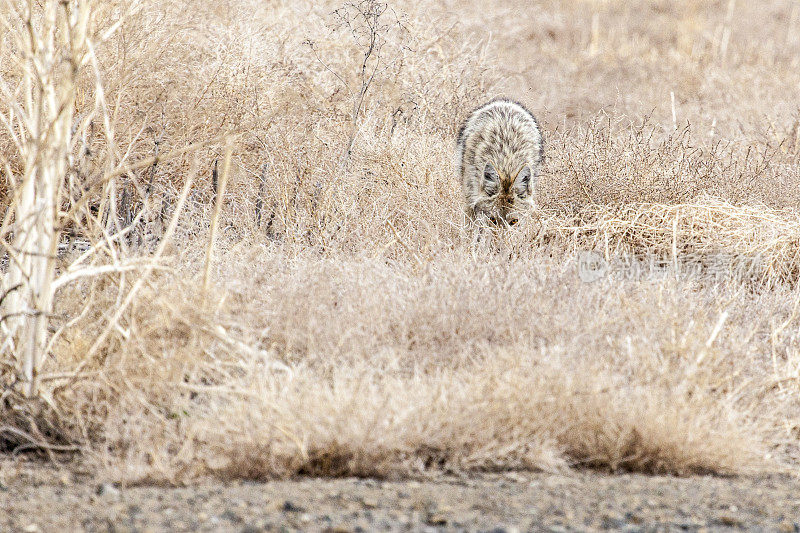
top-left (3, 0), bottom-right (800, 483)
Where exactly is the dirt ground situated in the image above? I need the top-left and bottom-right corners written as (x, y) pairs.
top-left (2, 459), bottom-right (800, 532)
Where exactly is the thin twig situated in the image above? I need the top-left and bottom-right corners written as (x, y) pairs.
top-left (203, 145), bottom-right (232, 297)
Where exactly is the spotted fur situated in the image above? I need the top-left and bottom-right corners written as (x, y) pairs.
top-left (456, 99), bottom-right (544, 225)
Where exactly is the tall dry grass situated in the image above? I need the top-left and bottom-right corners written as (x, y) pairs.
top-left (3, 0), bottom-right (800, 483)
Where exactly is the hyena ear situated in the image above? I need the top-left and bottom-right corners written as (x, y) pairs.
top-left (483, 163), bottom-right (500, 191)
top-left (514, 166), bottom-right (533, 196)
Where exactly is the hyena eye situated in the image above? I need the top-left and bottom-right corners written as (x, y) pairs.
top-left (483, 163), bottom-right (500, 194)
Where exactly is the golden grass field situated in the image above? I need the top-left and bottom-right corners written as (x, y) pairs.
top-left (4, 0), bottom-right (800, 485)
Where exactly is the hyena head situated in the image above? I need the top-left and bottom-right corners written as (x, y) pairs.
top-left (473, 161), bottom-right (534, 226)
top-left (458, 99), bottom-right (543, 225)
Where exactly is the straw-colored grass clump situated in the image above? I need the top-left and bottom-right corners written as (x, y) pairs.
top-left (543, 199), bottom-right (800, 287)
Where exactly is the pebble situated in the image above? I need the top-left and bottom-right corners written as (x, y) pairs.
top-left (361, 497), bottom-right (378, 508)
top-left (282, 500), bottom-right (305, 512)
top-left (426, 512), bottom-right (448, 525)
top-left (504, 472), bottom-right (528, 483)
top-left (717, 514), bottom-right (744, 528)
top-left (220, 509), bottom-right (243, 523)
top-left (96, 483), bottom-right (121, 500)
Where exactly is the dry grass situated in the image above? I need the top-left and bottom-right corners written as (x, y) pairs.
top-left (3, 0), bottom-right (800, 483)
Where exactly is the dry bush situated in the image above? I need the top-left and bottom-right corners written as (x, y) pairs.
top-left (4, 0), bottom-right (800, 484)
top-left (52, 256), bottom-right (770, 483)
top-left (533, 199), bottom-right (800, 289)
top-left (540, 119), bottom-right (800, 209)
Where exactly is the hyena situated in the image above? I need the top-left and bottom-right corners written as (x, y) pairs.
top-left (456, 98), bottom-right (544, 225)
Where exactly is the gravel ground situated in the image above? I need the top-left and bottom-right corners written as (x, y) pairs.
top-left (2, 460), bottom-right (800, 532)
